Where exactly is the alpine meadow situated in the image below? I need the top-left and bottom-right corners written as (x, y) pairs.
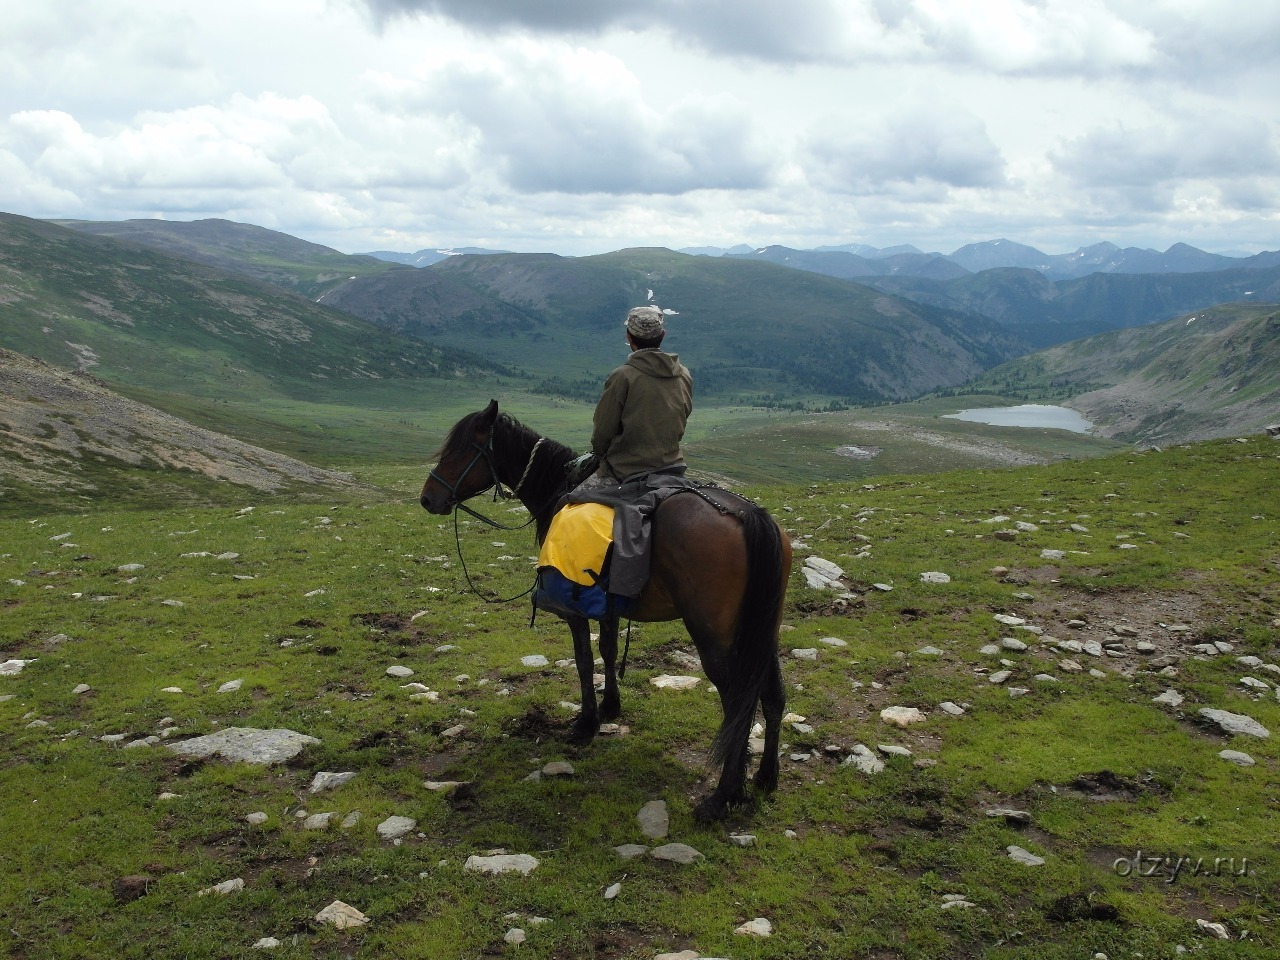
top-left (2, 214), bottom-right (1279, 960)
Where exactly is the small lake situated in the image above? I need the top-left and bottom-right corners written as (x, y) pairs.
top-left (942, 404), bottom-right (1095, 434)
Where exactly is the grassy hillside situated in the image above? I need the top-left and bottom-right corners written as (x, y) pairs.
top-left (326, 248), bottom-right (1027, 403)
top-left (56, 217), bottom-right (401, 299)
top-left (2, 437), bottom-right (1277, 958)
top-left (961, 304), bottom-right (1280, 445)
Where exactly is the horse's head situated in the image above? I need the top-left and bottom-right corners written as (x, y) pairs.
top-left (420, 399), bottom-right (501, 514)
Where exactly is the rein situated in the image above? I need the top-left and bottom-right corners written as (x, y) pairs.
top-left (435, 429), bottom-right (562, 602)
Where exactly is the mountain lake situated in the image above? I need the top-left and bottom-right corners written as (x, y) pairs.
top-left (942, 403), bottom-right (1096, 433)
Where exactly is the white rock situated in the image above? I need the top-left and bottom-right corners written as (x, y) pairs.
top-left (541, 761), bottom-right (574, 777)
top-left (465, 853), bottom-right (540, 875)
top-left (309, 771), bottom-right (356, 793)
top-left (73, 684), bottom-right (91, 695)
top-left (915, 645), bottom-right (944, 656)
top-left (377, 816), bottom-right (416, 840)
top-left (504, 928), bottom-right (526, 946)
top-left (818, 637), bottom-right (848, 647)
top-left (1198, 708), bottom-right (1270, 739)
top-left (198, 878), bottom-right (245, 896)
top-left (1041, 549), bottom-right (1065, 560)
top-left (1196, 919), bottom-right (1229, 940)
top-left (919, 571), bottom-right (951, 584)
top-left (1219, 750), bottom-right (1255, 766)
top-left (1240, 676), bottom-right (1270, 690)
top-left (790, 648), bottom-right (818, 660)
top-left (804, 556), bottom-right (844, 580)
top-left (246, 812), bottom-right (268, 825)
top-left (844, 744), bottom-right (885, 774)
top-left (880, 706), bottom-right (927, 727)
top-left (877, 744), bottom-right (912, 757)
top-left (988, 670), bottom-right (1011, 684)
top-left (939, 701), bottom-right (965, 716)
top-left (1006, 845), bottom-right (1045, 866)
top-left (252, 937), bottom-right (281, 950)
top-left (603, 882), bottom-right (622, 900)
top-left (386, 665), bottom-right (414, 678)
top-left (302, 812), bottom-right (336, 830)
top-left (1000, 638), bottom-right (1028, 652)
top-left (217, 679), bottom-right (243, 693)
top-left (521, 654), bottom-right (549, 667)
top-left (166, 727), bottom-right (319, 764)
top-left (1, 659), bottom-right (35, 675)
top-left (650, 675), bottom-right (700, 690)
top-left (315, 900), bottom-right (370, 929)
top-left (735, 917), bottom-right (773, 938)
top-left (729, 834), bottom-right (757, 847)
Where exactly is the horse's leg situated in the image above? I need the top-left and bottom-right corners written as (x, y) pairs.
top-left (567, 615), bottom-right (600, 744)
top-left (598, 616), bottom-right (621, 721)
top-left (753, 653), bottom-right (785, 793)
top-left (693, 653), bottom-right (752, 823)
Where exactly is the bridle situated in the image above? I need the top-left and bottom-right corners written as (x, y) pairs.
top-left (428, 431), bottom-right (550, 531)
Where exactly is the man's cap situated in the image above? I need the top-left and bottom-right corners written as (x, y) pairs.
top-left (625, 306), bottom-right (665, 338)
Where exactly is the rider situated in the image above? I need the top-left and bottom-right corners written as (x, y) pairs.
top-left (571, 305), bottom-right (693, 493)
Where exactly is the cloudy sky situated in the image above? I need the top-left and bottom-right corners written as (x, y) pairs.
top-left (2, 0), bottom-right (1277, 256)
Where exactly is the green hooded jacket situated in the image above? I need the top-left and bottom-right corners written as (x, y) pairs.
top-left (590, 348), bottom-right (693, 481)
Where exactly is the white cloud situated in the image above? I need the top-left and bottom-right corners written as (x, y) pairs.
top-left (803, 98), bottom-right (1007, 192)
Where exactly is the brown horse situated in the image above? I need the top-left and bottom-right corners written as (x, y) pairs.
top-left (420, 401), bottom-right (792, 820)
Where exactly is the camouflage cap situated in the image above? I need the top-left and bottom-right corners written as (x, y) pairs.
top-left (625, 306), bottom-right (665, 338)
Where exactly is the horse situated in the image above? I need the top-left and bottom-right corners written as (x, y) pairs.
top-left (420, 400), bottom-right (792, 820)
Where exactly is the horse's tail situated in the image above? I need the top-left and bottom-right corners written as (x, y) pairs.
top-left (711, 503), bottom-right (787, 769)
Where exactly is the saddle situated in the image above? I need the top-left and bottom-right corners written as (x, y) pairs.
top-left (533, 468), bottom-right (735, 622)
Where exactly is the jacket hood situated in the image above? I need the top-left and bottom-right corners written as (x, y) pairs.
top-left (626, 348), bottom-right (686, 379)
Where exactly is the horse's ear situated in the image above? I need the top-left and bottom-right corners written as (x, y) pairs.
top-left (478, 399), bottom-right (499, 428)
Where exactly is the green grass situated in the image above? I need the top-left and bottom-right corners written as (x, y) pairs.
top-left (2, 437), bottom-right (1278, 958)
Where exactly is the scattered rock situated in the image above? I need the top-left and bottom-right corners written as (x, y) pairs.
top-left (309, 771), bottom-right (356, 793)
top-left (1000, 638), bottom-right (1028, 652)
top-left (386, 665), bottom-right (414, 678)
top-left (818, 636), bottom-right (848, 647)
top-left (915, 645), bottom-right (944, 656)
top-left (504, 928), bottom-right (526, 946)
top-left (603, 882), bottom-right (622, 900)
top-left (166, 728), bottom-right (320, 765)
top-left (729, 834), bottom-right (757, 848)
top-left (919, 571), bottom-right (951, 584)
top-left (939, 701), bottom-right (965, 716)
top-left (1198, 708), bottom-right (1270, 739)
top-left (880, 706), bottom-right (927, 727)
top-left (1219, 750), bottom-right (1255, 766)
top-left (245, 812), bottom-right (269, 826)
top-left (465, 853), bottom-right (540, 876)
top-left (735, 917), bottom-right (773, 938)
top-left (315, 900), bottom-right (370, 930)
top-left (251, 938), bottom-right (281, 950)
top-left (638, 800), bottom-right (670, 840)
top-left (1196, 919), bottom-right (1229, 940)
top-left (521, 654), bottom-right (549, 668)
top-left (651, 843), bottom-right (703, 865)
top-left (650, 675), bottom-right (700, 690)
top-left (791, 648), bottom-right (818, 660)
top-left (302, 813), bottom-right (336, 830)
top-left (198, 878), bottom-right (245, 896)
top-left (541, 761), bottom-right (574, 777)
top-left (377, 816), bottom-right (416, 840)
top-left (1007, 845), bottom-right (1045, 866)
top-left (216, 679), bottom-right (243, 694)
top-left (988, 670), bottom-right (1012, 684)
top-left (614, 844), bottom-right (648, 859)
top-left (844, 744), bottom-right (885, 774)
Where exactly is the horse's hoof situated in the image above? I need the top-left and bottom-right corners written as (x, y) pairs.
top-left (693, 795), bottom-right (730, 823)
top-left (752, 768), bottom-right (779, 793)
top-left (568, 717), bottom-right (599, 746)
top-left (600, 697), bottom-right (622, 721)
